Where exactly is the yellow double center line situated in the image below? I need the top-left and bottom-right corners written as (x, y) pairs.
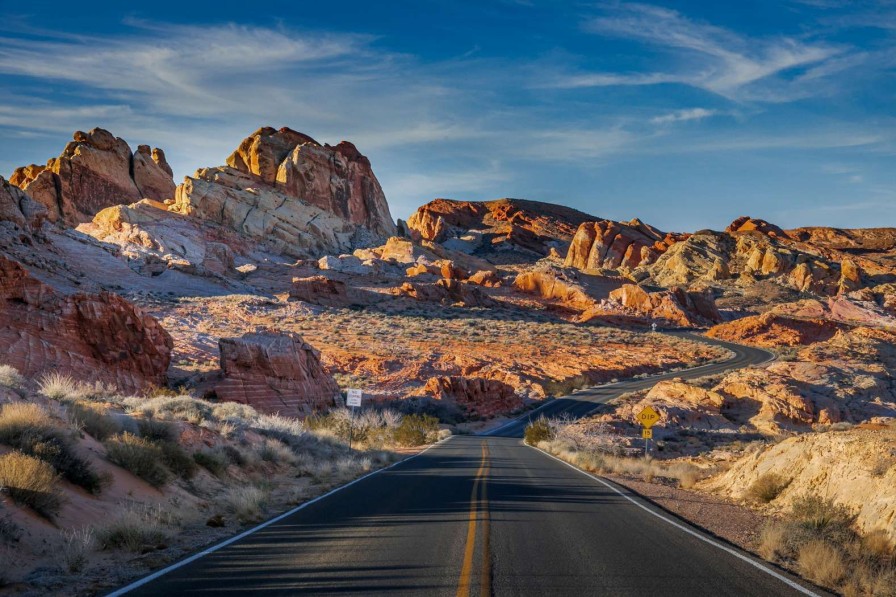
top-left (457, 441), bottom-right (491, 597)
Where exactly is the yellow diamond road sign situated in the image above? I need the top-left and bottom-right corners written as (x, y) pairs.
top-left (636, 406), bottom-right (660, 428)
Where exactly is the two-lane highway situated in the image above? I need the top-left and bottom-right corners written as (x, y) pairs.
top-left (112, 334), bottom-right (822, 596)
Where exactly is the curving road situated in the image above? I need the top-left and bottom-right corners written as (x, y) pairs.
top-left (111, 333), bottom-right (826, 597)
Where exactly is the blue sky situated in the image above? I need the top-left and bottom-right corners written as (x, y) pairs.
top-left (0, 0), bottom-right (894, 231)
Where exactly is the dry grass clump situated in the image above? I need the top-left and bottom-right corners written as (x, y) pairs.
top-left (61, 527), bottom-right (95, 573)
top-left (746, 473), bottom-right (790, 503)
top-left (754, 494), bottom-right (896, 594)
top-left (0, 403), bottom-right (104, 493)
top-left (225, 486), bottom-right (269, 523)
top-left (103, 433), bottom-right (170, 487)
top-left (0, 451), bottom-right (61, 517)
top-left (96, 504), bottom-right (170, 552)
top-left (38, 373), bottom-right (117, 404)
top-left (69, 401), bottom-right (122, 441)
top-left (0, 364), bottom-right (26, 390)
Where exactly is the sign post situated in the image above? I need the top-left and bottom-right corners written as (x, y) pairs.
top-left (635, 406), bottom-right (660, 458)
top-left (346, 389), bottom-right (363, 450)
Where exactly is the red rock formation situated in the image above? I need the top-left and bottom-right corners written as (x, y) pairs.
top-left (467, 270), bottom-right (502, 287)
top-left (0, 255), bottom-right (172, 392)
top-left (513, 269), bottom-right (597, 310)
top-left (726, 216), bottom-right (785, 238)
top-left (424, 376), bottom-right (523, 418)
top-left (10, 128), bottom-right (175, 224)
top-left (392, 279), bottom-right (496, 307)
top-left (607, 284), bottom-right (721, 327)
top-left (215, 332), bottom-right (339, 417)
top-left (564, 219), bottom-right (682, 271)
top-left (0, 176), bottom-right (47, 230)
top-left (407, 198), bottom-right (596, 256)
top-left (225, 126), bottom-right (395, 237)
top-left (706, 313), bottom-right (845, 347)
top-left (288, 276), bottom-right (379, 307)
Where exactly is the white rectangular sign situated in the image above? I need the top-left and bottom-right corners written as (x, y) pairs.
top-left (346, 388), bottom-right (363, 407)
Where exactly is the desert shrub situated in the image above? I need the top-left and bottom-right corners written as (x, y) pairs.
top-left (157, 441), bottom-right (197, 479)
top-left (0, 403), bottom-right (104, 493)
top-left (39, 373), bottom-right (83, 401)
top-left (96, 505), bottom-right (168, 551)
top-left (790, 494), bottom-right (855, 536)
top-left (257, 439), bottom-right (295, 465)
top-left (798, 540), bottom-right (846, 586)
top-left (130, 395), bottom-right (212, 424)
top-left (393, 413), bottom-right (439, 447)
top-left (226, 486), bottom-right (269, 523)
top-left (103, 433), bottom-right (170, 487)
top-left (193, 449), bottom-right (228, 476)
top-left (137, 418), bottom-right (177, 442)
top-left (757, 522), bottom-right (787, 561)
top-left (61, 527), bottom-right (94, 573)
top-left (70, 402), bottom-right (121, 441)
top-left (524, 418), bottom-right (553, 446)
top-left (0, 451), bottom-right (61, 517)
top-left (747, 473), bottom-right (790, 503)
top-left (0, 365), bottom-right (25, 390)
top-left (212, 402), bottom-right (258, 423)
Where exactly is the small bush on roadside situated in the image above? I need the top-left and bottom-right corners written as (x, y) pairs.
top-left (226, 486), bottom-right (269, 523)
top-left (0, 451), bottom-right (61, 517)
top-left (96, 505), bottom-right (168, 552)
top-left (137, 418), bottom-right (178, 443)
top-left (798, 540), bottom-right (846, 586)
top-left (70, 402), bottom-right (121, 441)
top-left (524, 418), bottom-right (553, 446)
top-left (747, 473), bottom-right (790, 503)
top-left (157, 441), bottom-right (197, 479)
top-left (193, 449), bottom-right (228, 477)
top-left (393, 413), bottom-right (439, 447)
top-left (103, 433), bottom-right (170, 487)
top-left (61, 527), bottom-right (94, 573)
top-left (38, 373), bottom-right (83, 402)
top-left (0, 403), bottom-right (104, 493)
top-left (0, 365), bottom-right (25, 390)
top-left (790, 494), bottom-right (855, 535)
top-left (757, 522), bottom-right (787, 561)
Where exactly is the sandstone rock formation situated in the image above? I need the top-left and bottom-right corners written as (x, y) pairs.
top-left (10, 128), bottom-right (175, 224)
top-left (706, 312), bottom-right (845, 347)
top-left (224, 126), bottom-right (395, 236)
top-left (288, 276), bottom-right (381, 308)
top-left (85, 199), bottom-right (240, 277)
top-left (407, 198), bottom-right (596, 258)
top-left (424, 376), bottom-right (523, 418)
top-left (606, 284), bottom-right (722, 327)
top-left (0, 175), bottom-right (47, 231)
top-left (725, 216), bottom-right (785, 237)
top-left (392, 279), bottom-right (496, 307)
top-left (215, 332), bottom-right (339, 417)
top-left (0, 255), bottom-right (172, 392)
top-left (171, 127), bottom-right (396, 258)
top-left (621, 380), bottom-right (733, 431)
top-left (564, 219), bottom-right (683, 271)
top-left (705, 427), bottom-right (896, 540)
top-left (513, 269), bottom-right (599, 311)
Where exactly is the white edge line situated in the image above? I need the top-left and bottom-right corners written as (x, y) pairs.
top-left (106, 436), bottom-right (455, 597)
top-left (529, 444), bottom-right (821, 597)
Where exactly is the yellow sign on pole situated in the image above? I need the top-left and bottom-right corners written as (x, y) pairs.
top-left (635, 406), bottom-right (660, 428)
top-left (641, 427), bottom-right (653, 439)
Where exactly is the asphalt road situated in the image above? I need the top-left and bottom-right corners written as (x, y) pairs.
top-left (113, 333), bottom-right (823, 597)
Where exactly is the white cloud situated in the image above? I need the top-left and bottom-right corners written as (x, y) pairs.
top-left (549, 3), bottom-right (844, 101)
top-left (650, 108), bottom-right (717, 125)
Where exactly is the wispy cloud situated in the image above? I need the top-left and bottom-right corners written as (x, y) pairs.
top-left (650, 108), bottom-right (717, 125)
top-left (549, 3), bottom-right (845, 101)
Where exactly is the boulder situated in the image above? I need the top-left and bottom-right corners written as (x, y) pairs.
top-left (423, 376), bottom-right (523, 418)
top-left (215, 332), bottom-right (339, 417)
top-left (513, 269), bottom-right (597, 310)
top-left (607, 284), bottom-right (722, 327)
top-left (0, 255), bottom-right (172, 392)
top-left (10, 127), bottom-right (174, 224)
top-left (392, 279), bottom-right (496, 307)
top-left (726, 216), bottom-right (785, 238)
top-left (288, 276), bottom-right (380, 307)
